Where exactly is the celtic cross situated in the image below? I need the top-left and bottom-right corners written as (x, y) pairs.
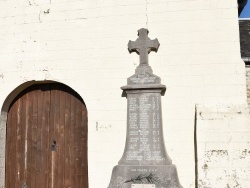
top-left (128, 28), bottom-right (160, 66)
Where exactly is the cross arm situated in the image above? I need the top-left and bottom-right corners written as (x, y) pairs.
top-left (147, 38), bottom-right (160, 53)
top-left (128, 40), bottom-right (139, 54)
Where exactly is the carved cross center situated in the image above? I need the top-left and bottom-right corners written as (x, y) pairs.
top-left (128, 28), bottom-right (160, 66)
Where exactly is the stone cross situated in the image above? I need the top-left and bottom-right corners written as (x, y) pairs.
top-left (128, 28), bottom-right (160, 66)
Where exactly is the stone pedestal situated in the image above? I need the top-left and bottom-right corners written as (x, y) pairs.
top-left (108, 29), bottom-right (182, 188)
top-left (109, 165), bottom-right (181, 188)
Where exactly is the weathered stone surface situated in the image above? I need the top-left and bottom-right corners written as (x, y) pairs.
top-left (118, 91), bottom-right (171, 166)
top-left (132, 184), bottom-right (155, 188)
top-left (122, 29), bottom-right (165, 95)
top-left (109, 165), bottom-right (181, 188)
top-left (128, 28), bottom-right (159, 66)
top-left (108, 29), bottom-right (182, 188)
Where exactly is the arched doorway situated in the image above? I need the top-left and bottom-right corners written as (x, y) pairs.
top-left (5, 83), bottom-right (88, 188)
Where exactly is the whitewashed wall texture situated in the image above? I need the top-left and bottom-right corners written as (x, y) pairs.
top-left (0, 0), bottom-right (249, 187)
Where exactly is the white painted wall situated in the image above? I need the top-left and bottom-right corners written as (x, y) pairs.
top-left (196, 104), bottom-right (250, 188)
top-left (0, 0), bottom-right (247, 187)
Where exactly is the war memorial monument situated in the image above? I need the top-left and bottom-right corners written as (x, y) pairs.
top-left (108, 28), bottom-right (182, 188)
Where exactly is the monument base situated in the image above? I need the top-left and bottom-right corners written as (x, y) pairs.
top-left (108, 165), bottom-right (182, 188)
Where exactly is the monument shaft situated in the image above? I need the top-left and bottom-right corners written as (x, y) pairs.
top-left (119, 90), bottom-right (171, 166)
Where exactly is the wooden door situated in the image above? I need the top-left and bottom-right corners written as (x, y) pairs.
top-left (5, 83), bottom-right (88, 188)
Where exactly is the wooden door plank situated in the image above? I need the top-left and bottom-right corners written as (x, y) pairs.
top-left (31, 88), bottom-right (38, 188)
top-left (18, 96), bottom-right (23, 187)
top-left (6, 101), bottom-right (16, 188)
top-left (75, 97), bottom-right (82, 161)
top-left (75, 97), bottom-right (83, 188)
top-left (59, 85), bottom-right (66, 187)
top-left (14, 100), bottom-right (18, 186)
top-left (36, 87), bottom-right (43, 187)
top-left (36, 85), bottom-right (50, 188)
top-left (82, 104), bottom-right (88, 187)
top-left (64, 88), bottom-right (71, 188)
top-left (52, 85), bottom-right (62, 188)
top-left (43, 85), bottom-right (51, 188)
top-left (49, 84), bottom-right (56, 188)
top-left (15, 96), bottom-right (23, 187)
top-left (70, 91), bottom-right (76, 188)
top-left (20, 93), bottom-right (31, 186)
top-left (26, 89), bottom-right (34, 187)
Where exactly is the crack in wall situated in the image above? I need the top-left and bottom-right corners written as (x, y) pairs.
top-left (28, 0), bottom-right (38, 6)
top-left (28, 0), bottom-right (51, 22)
top-left (145, 0), bottom-right (148, 28)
